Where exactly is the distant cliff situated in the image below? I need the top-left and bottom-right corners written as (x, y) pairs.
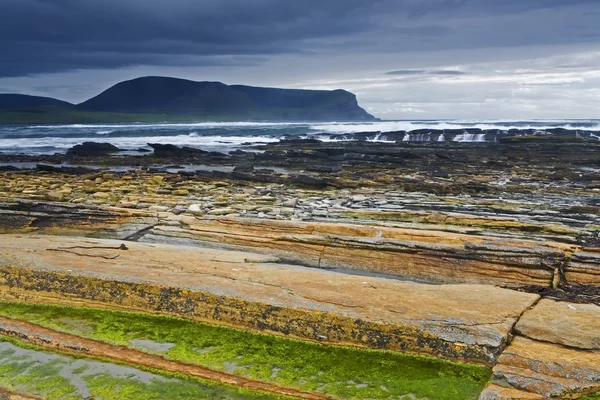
top-left (0, 76), bottom-right (377, 123)
top-left (78, 76), bottom-right (376, 121)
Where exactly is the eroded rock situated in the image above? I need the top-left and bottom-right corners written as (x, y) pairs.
top-left (0, 234), bottom-right (540, 366)
top-left (515, 299), bottom-right (600, 350)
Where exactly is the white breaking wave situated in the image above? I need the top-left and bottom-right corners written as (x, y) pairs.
top-left (309, 120), bottom-right (600, 134)
top-left (2, 119), bottom-right (600, 155)
top-left (0, 135), bottom-right (281, 154)
top-left (453, 132), bottom-right (487, 142)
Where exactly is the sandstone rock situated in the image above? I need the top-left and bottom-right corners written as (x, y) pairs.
top-left (145, 217), bottom-right (564, 286)
top-left (117, 201), bottom-right (138, 209)
top-left (516, 299), bottom-right (600, 350)
top-left (255, 196), bottom-right (278, 203)
top-left (490, 336), bottom-right (600, 398)
top-left (282, 198), bottom-right (298, 208)
top-left (0, 234), bottom-right (540, 366)
top-left (149, 205), bottom-right (170, 212)
top-left (208, 208), bottom-right (236, 215)
top-left (312, 209), bottom-right (329, 217)
top-left (172, 189), bottom-right (189, 196)
top-left (92, 192), bottom-right (110, 199)
top-left (478, 384), bottom-right (545, 400)
top-left (566, 250), bottom-right (600, 284)
top-left (185, 204), bottom-right (202, 215)
top-left (0, 200), bottom-right (157, 239)
top-left (46, 191), bottom-right (64, 202)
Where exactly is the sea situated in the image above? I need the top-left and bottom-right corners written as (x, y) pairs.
top-left (1, 119), bottom-right (599, 155)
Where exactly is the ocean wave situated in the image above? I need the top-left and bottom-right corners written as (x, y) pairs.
top-left (2, 119), bottom-right (600, 155)
top-left (308, 120), bottom-right (600, 134)
top-left (0, 134), bottom-right (281, 154)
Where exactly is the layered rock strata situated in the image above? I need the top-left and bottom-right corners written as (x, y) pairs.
top-left (479, 299), bottom-right (600, 399)
top-left (142, 216), bottom-right (570, 287)
top-left (2, 196), bottom-right (599, 289)
top-left (0, 234), bottom-right (540, 366)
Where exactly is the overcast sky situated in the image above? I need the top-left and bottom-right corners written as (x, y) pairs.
top-left (1, 0), bottom-right (599, 119)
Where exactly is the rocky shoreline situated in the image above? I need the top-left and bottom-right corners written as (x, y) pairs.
top-left (0, 134), bottom-right (599, 399)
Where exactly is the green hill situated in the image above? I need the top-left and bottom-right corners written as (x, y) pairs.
top-left (0, 76), bottom-right (376, 124)
top-left (78, 76), bottom-right (376, 121)
top-left (0, 94), bottom-right (74, 109)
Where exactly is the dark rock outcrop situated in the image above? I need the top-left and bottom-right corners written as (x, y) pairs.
top-left (36, 164), bottom-right (97, 175)
top-left (148, 143), bottom-right (209, 157)
top-left (66, 142), bottom-right (121, 156)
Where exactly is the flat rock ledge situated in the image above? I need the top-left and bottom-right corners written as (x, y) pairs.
top-left (2, 198), bottom-right (586, 288)
top-left (0, 234), bottom-right (540, 366)
top-left (142, 216), bottom-right (573, 287)
top-left (479, 299), bottom-right (600, 399)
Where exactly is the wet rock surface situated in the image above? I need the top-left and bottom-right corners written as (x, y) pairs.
top-left (65, 142), bottom-right (121, 156)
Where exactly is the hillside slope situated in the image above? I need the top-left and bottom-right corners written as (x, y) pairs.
top-left (0, 94), bottom-right (73, 110)
top-left (77, 76), bottom-right (376, 121)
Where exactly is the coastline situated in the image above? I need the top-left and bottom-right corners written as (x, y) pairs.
top-left (0, 135), bottom-right (598, 399)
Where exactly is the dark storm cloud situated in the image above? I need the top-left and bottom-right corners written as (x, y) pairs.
top-left (1, 0), bottom-right (600, 77)
top-left (0, 0), bottom-right (382, 76)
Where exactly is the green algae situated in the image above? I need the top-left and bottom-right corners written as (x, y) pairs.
top-left (582, 393), bottom-right (600, 399)
top-left (0, 349), bottom-right (80, 400)
top-left (0, 337), bottom-right (278, 400)
top-left (0, 301), bottom-right (491, 400)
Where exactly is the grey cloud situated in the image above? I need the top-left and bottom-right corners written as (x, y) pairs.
top-left (385, 69), bottom-right (466, 75)
top-left (385, 70), bottom-right (426, 75)
top-left (430, 70), bottom-right (466, 75)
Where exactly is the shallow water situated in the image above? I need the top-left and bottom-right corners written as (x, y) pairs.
top-left (0, 162), bottom-right (290, 174)
top-left (0, 340), bottom-right (272, 400)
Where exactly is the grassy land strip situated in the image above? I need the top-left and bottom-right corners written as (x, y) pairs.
top-left (0, 301), bottom-right (491, 400)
